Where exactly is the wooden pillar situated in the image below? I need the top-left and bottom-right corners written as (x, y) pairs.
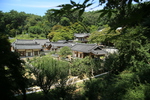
top-left (31, 49), bottom-right (33, 56)
top-left (82, 53), bottom-right (84, 58)
top-left (25, 49), bottom-right (27, 57)
top-left (78, 52), bottom-right (80, 58)
top-left (33, 50), bottom-right (34, 56)
top-left (37, 50), bottom-right (39, 56)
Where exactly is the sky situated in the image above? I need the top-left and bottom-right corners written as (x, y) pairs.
top-left (0, 0), bottom-right (102, 16)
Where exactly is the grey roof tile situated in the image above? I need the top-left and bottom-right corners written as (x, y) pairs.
top-left (15, 39), bottom-right (36, 44)
top-left (71, 44), bottom-right (96, 53)
top-left (57, 40), bottom-right (67, 43)
top-left (74, 33), bottom-right (90, 37)
top-left (51, 43), bottom-right (72, 48)
top-left (92, 50), bottom-right (107, 55)
top-left (71, 44), bottom-right (107, 55)
top-left (34, 39), bottom-right (50, 45)
top-left (15, 44), bottom-right (42, 49)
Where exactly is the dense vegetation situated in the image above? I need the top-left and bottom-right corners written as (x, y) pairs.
top-left (0, 9), bottom-right (105, 42)
top-left (0, 35), bottom-right (26, 100)
top-left (53, 0), bottom-right (150, 100)
top-left (0, 6), bottom-right (106, 100)
top-left (1, 0), bottom-right (150, 100)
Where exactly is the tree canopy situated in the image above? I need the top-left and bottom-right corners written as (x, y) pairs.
top-left (58, 46), bottom-right (72, 58)
top-left (26, 57), bottom-right (70, 97)
top-left (1, 0), bottom-right (150, 99)
top-left (50, 0), bottom-right (150, 99)
top-left (0, 35), bottom-right (26, 100)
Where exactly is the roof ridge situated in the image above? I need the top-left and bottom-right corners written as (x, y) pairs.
top-left (17, 39), bottom-right (34, 41)
top-left (71, 43), bottom-right (96, 48)
top-left (88, 44), bottom-right (97, 51)
top-left (91, 46), bottom-right (102, 51)
top-left (34, 39), bottom-right (49, 40)
top-left (75, 43), bottom-right (95, 45)
top-left (15, 43), bottom-right (40, 45)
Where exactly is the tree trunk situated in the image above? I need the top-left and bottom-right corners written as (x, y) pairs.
top-left (91, 68), bottom-right (94, 77)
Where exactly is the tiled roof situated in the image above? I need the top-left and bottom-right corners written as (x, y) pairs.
top-left (71, 44), bottom-right (96, 53)
top-left (45, 42), bottom-right (51, 46)
top-left (45, 42), bottom-right (63, 47)
top-left (51, 43), bottom-right (73, 49)
top-left (91, 49), bottom-right (107, 55)
top-left (57, 40), bottom-right (67, 43)
top-left (14, 44), bottom-right (42, 49)
top-left (71, 44), bottom-right (107, 55)
top-left (34, 39), bottom-right (50, 45)
top-left (12, 39), bottom-right (45, 50)
top-left (68, 40), bottom-right (74, 42)
top-left (15, 39), bottom-right (36, 44)
top-left (74, 33), bottom-right (90, 37)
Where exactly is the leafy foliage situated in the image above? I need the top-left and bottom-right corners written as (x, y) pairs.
top-left (71, 57), bottom-right (102, 78)
top-left (52, 1), bottom-right (150, 100)
top-left (88, 25), bottom-right (120, 45)
top-left (47, 25), bottom-right (74, 41)
top-left (83, 25), bottom-right (150, 100)
top-left (1, 0), bottom-right (150, 99)
top-left (58, 46), bottom-right (72, 58)
top-left (26, 57), bottom-right (70, 97)
top-left (0, 35), bottom-right (26, 100)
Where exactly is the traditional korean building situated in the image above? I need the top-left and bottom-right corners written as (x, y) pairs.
top-left (12, 39), bottom-right (42, 57)
top-left (71, 43), bottom-right (107, 59)
top-left (34, 39), bottom-right (50, 50)
top-left (46, 42), bottom-right (73, 51)
top-left (74, 33), bottom-right (90, 43)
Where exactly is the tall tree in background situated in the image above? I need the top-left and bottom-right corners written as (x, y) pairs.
top-left (88, 25), bottom-right (120, 45)
top-left (3, 10), bottom-right (28, 36)
top-left (47, 25), bottom-right (74, 41)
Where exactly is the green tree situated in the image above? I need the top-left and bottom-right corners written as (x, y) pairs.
top-left (60, 17), bottom-right (71, 26)
top-left (47, 25), bottom-right (63, 40)
top-left (2, 10), bottom-right (28, 36)
top-left (48, 25), bottom-right (74, 41)
top-left (28, 25), bottom-right (43, 34)
top-left (71, 57), bottom-right (102, 78)
top-left (83, 25), bottom-right (150, 100)
top-left (0, 35), bottom-right (26, 100)
top-left (52, 1), bottom-right (150, 100)
top-left (27, 57), bottom-right (70, 99)
top-left (24, 14), bottom-right (50, 36)
top-left (88, 25), bottom-right (120, 45)
top-left (58, 46), bottom-right (72, 58)
top-left (45, 9), bottom-right (60, 27)
top-left (82, 11), bottom-right (101, 27)
top-left (69, 22), bottom-right (87, 33)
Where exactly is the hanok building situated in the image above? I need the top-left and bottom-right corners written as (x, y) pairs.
top-left (71, 44), bottom-right (107, 59)
top-left (12, 39), bottom-right (42, 57)
top-left (74, 33), bottom-right (90, 43)
top-left (46, 41), bottom-right (73, 51)
top-left (34, 39), bottom-right (50, 50)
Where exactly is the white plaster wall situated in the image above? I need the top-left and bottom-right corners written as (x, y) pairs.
top-left (104, 48), bottom-right (118, 54)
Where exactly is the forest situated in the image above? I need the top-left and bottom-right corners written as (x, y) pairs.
top-left (1, 0), bottom-right (150, 100)
top-left (0, 9), bottom-right (106, 42)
